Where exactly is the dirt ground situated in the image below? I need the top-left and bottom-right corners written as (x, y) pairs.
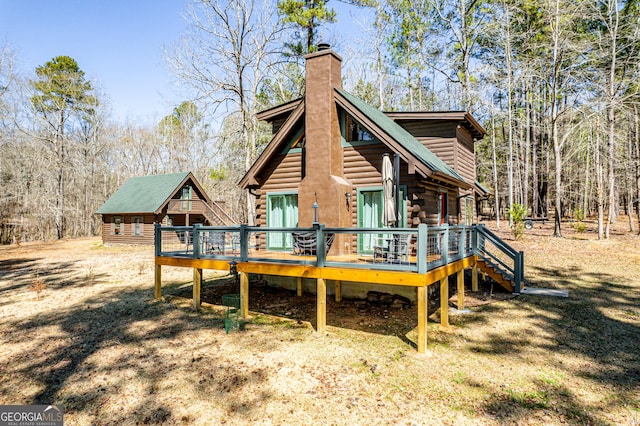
top-left (0, 218), bottom-right (639, 425)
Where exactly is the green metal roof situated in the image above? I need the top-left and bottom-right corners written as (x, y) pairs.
top-left (475, 180), bottom-right (492, 195)
top-left (336, 89), bottom-right (466, 183)
top-left (96, 172), bottom-right (190, 214)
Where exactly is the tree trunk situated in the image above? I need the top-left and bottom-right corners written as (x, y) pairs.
top-left (56, 111), bottom-right (66, 240)
top-left (626, 116), bottom-right (636, 233)
top-left (532, 88), bottom-right (539, 218)
top-left (604, 2), bottom-right (619, 238)
top-left (596, 116), bottom-right (604, 239)
top-left (524, 82), bottom-right (531, 211)
top-left (491, 109), bottom-right (500, 228)
top-left (634, 106), bottom-right (640, 234)
top-left (553, 118), bottom-right (562, 237)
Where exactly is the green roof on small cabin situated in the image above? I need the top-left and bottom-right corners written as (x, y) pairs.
top-left (336, 89), bottom-right (466, 183)
top-left (96, 172), bottom-right (190, 214)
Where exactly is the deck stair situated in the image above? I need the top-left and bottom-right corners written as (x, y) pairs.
top-left (476, 258), bottom-right (515, 293)
top-left (474, 225), bottom-right (524, 294)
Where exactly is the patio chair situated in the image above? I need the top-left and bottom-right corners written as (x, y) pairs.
top-left (177, 230), bottom-right (194, 254)
top-left (292, 231), bottom-right (335, 256)
top-left (373, 234), bottom-right (412, 263)
top-left (206, 231), bottom-right (226, 254)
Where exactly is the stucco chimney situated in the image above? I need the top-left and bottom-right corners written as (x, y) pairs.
top-left (298, 46), bottom-right (352, 231)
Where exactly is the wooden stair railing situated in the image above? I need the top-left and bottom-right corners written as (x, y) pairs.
top-left (473, 225), bottom-right (524, 293)
top-left (201, 202), bottom-right (234, 227)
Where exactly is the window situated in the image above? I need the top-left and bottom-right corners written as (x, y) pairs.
top-left (112, 216), bottom-right (122, 235)
top-left (133, 216), bottom-right (143, 236)
top-left (267, 193), bottom-right (298, 250)
top-left (357, 187), bottom-right (406, 254)
top-left (166, 216), bottom-right (173, 226)
top-left (181, 186), bottom-right (192, 210)
top-left (345, 115), bottom-right (375, 142)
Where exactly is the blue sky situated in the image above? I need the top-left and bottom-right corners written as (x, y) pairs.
top-left (1, 0), bottom-right (188, 123)
top-left (1, 0), bottom-right (366, 124)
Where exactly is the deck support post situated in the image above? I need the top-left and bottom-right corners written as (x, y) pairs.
top-left (335, 280), bottom-right (342, 302)
top-left (154, 264), bottom-right (162, 299)
top-left (296, 277), bottom-right (303, 297)
top-left (472, 263), bottom-right (479, 292)
top-left (193, 268), bottom-right (202, 309)
top-left (457, 269), bottom-right (465, 310)
top-left (317, 278), bottom-right (326, 334)
top-left (417, 286), bottom-right (428, 354)
top-left (440, 277), bottom-right (449, 328)
top-left (240, 272), bottom-right (249, 318)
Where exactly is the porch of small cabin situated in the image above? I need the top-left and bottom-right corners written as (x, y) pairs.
top-left (153, 223), bottom-right (523, 354)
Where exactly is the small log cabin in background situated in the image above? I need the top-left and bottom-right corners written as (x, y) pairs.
top-left (240, 44), bottom-right (489, 247)
top-left (97, 172), bottom-right (234, 245)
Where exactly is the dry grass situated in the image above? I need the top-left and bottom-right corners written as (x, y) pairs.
top-left (0, 219), bottom-right (639, 425)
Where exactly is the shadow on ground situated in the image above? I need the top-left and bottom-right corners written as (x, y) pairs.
top-left (0, 272), bottom-right (274, 423)
top-left (462, 262), bottom-right (640, 424)
top-left (168, 272), bottom-right (511, 352)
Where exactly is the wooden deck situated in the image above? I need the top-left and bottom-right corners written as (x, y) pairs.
top-left (153, 223), bottom-right (523, 354)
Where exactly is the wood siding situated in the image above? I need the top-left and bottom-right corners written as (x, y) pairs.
top-left (394, 118), bottom-right (476, 185)
top-left (101, 214), bottom-right (156, 245)
top-left (455, 126), bottom-right (475, 184)
top-left (255, 152), bottom-right (303, 228)
top-left (253, 141), bottom-right (461, 230)
top-left (417, 137), bottom-right (456, 168)
top-left (394, 119), bottom-right (457, 139)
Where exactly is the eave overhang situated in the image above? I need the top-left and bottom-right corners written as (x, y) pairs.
top-left (239, 100), bottom-right (306, 189)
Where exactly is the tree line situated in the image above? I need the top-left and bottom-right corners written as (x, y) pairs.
top-left (1, 0), bottom-right (639, 244)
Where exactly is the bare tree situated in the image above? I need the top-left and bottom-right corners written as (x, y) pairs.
top-left (167, 0), bottom-right (284, 225)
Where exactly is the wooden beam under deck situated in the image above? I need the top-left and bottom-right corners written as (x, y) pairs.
top-left (154, 263), bottom-right (162, 300)
top-left (440, 277), bottom-right (449, 328)
top-left (155, 255), bottom-right (476, 298)
top-left (457, 270), bottom-right (465, 310)
top-left (240, 272), bottom-right (249, 318)
top-left (156, 255), bottom-right (476, 287)
top-left (417, 286), bottom-right (428, 354)
top-left (154, 254), bottom-right (478, 352)
top-left (317, 278), bottom-right (327, 334)
top-left (156, 256), bottom-right (232, 272)
top-left (193, 268), bottom-right (202, 309)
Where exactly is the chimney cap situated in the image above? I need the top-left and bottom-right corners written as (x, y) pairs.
top-left (317, 42), bottom-right (331, 51)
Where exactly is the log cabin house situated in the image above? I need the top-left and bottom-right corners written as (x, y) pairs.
top-left (239, 45), bottom-right (488, 277)
top-left (97, 172), bottom-right (233, 245)
top-left (152, 46), bottom-right (523, 353)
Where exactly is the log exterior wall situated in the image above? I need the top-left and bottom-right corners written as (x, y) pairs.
top-left (254, 152), bottom-right (302, 229)
top-left (101, 214), bottom-right (156, 245)
top-left (253, 141), bottom-right (462, 234)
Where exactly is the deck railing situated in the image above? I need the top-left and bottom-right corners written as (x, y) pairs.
top-left (474, 224), bottom-right (524, 292)
top-left (154, 223), bottom-right (482, 274)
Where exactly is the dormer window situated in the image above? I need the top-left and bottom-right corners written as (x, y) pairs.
top-left (291, 133), bottom-right (305, 149)
top-left (345, 115), bottom-right (375, 142)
